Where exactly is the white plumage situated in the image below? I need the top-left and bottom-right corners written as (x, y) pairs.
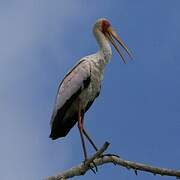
top-left (49, 18), bottom-right (132, 161)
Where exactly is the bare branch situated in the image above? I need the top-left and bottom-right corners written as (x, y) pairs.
top-left (46, 142), bottom-right (109, 180)
top-left (46, 142), bottom-right (180, 180)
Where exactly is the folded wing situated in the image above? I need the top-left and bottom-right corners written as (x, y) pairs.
top-left (49, 60), bottom-right (91, 139)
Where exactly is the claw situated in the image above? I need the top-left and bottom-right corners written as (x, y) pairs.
top-left (91, 161), bottom-right (98, 172)
top-left (100, 153), bottom-right (119, 166)
top-left (89, 163), bottom-right (97, 174)
top-left (100, 153), bottom-right (120, 158)
top-left (83, 159), bottom-right (98, 174)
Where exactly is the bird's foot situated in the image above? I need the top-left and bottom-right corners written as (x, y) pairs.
top-left (83, 159), bottom-right (98, 174)
top-left (101, 153), bottom-right (120, 158)
top-left (100, 153), bottom-right (119, 166)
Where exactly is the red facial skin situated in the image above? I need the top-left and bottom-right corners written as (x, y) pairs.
top-left (101, 20), bottom-right (111, 33)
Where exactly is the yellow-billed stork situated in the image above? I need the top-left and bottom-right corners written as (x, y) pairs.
top-left (49, 18), bottom-right (132, 161)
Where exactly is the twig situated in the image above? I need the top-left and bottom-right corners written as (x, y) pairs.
top-left (46, 143), bottom-right (180, 180)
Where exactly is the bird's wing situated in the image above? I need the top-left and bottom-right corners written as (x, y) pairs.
top-left (50, 59), bottom-right (91, 126)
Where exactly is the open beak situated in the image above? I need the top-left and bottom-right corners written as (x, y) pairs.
top-left (105, 27), bottom-right (133, 63)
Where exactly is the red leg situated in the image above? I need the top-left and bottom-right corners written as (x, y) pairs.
top-left (77, 101), bottom-right (87, 161)
top-left (81, 116), bottom-right (98, 151)
top-left (78, 106), bottom-right (98, 172)
top-left (83, 128), bottom-right (98, 151)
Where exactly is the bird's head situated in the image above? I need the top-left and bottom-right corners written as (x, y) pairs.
top-left (94, 18), bottom-right (132, 63)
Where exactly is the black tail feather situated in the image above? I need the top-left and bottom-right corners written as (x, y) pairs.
top-left (49, 115), bottom-right (77, 140)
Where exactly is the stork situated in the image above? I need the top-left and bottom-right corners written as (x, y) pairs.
top-left (49, 18), bottom-right (132, 162)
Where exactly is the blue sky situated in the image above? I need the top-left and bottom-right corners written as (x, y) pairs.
top-left (0, 0), bottom-right (180, 180)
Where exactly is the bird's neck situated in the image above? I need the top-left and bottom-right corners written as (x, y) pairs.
top-left (93, 28), bottom-right (112, 64)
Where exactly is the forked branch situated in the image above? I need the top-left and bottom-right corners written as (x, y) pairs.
top-left (46, 142), bottom-right (180, 180)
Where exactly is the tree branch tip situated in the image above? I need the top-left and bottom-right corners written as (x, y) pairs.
top-left (104, 141), bottom-right (110, 147)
